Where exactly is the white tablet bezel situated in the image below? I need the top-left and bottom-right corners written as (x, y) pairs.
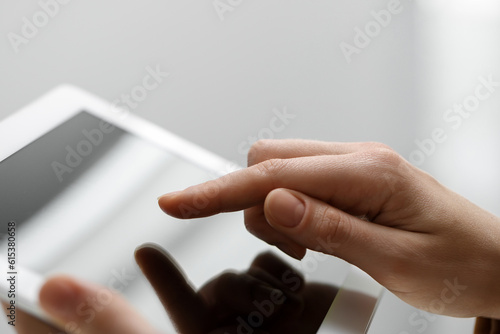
top-left (0, 84), bottom-right (233, 177)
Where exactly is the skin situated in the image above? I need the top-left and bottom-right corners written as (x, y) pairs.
top-left (6, 276), bottom-right (160, 334)
top-left (157, 139), bottom-right (500, 319)
top-left (7, 245), bottom-right (336, 334)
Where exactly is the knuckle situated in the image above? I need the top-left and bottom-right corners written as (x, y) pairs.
top-left (254, 158), bottom-right (286, 185)
top-left (362, 148), bottom-right (411, 197)
top-left (314, 206), bottom-right (353, 248)
top-left (367, 147), bottom-right (399, 164)
top-left (363, 147), bottom-right (405, 173)
top-left (365, 142), bottom-right (393, 151)
top-left (248, 139), bottom-right (275, 166)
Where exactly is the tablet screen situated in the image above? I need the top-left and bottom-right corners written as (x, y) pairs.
top-left (1, 112), bottom-right (126, 226)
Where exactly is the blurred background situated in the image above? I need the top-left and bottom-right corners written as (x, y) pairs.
top-left (1, 0), bottom-right (499, 333)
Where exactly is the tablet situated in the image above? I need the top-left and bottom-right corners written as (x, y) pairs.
top-left (0, 85), bottom-right (382, 333)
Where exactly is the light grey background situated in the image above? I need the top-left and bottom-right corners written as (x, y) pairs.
top-left (2, 0), bottom-right (499, 333)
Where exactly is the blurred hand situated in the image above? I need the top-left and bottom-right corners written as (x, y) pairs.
top-left (135, 244), bottom-right (337, 334)
top-left (6, 245), bottom-right (336, 334)
top-left (4, 276), bottom-right (160, 334)
top-left (158, 139), bottom-right (500, 319)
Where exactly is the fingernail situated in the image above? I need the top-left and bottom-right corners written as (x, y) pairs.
top-left (157, 191), bottom-right (181, 201)
top-left (40, 279), bottom-right (77, 319)
top-left (267, 190), bottom-right (305, 228)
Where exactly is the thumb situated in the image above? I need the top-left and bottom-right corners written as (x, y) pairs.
top-left (39, 276), bottom-right (158, 334)
top-left (264, 188), bottom-right (406, 277)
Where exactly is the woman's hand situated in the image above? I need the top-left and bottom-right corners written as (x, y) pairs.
top-left (158, 139), bottom-right (500, 319)
top-left (5, 276), bottom-right (160, 334)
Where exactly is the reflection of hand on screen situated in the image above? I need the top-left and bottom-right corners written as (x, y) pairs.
top-left (135, 244), bottom-right (337, 334)
top-left (6, 245), bottom-right (336, 334)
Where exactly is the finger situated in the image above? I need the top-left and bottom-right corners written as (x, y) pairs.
top-left (135, 243), bottom-right (208, 334)
top-left (2, 302), bottom-right (61, 334)
top-left (39, 276), bottom-right (157, 334)
top-left (263, 188), bottom-right (413, 281)
top-left (198, 271), bottom-right (284, 319)
top-left (244, 206), bottom-right (307, 260)
top-left (158, 150), bottom-right (401, 220)
top-left (247, 139), bottom-right (388, 166)
top-left (248, 252), bottom-right (304, 291)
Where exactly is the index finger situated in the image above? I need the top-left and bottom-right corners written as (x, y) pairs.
top-left (158, 150), bottom-right (399, 219)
